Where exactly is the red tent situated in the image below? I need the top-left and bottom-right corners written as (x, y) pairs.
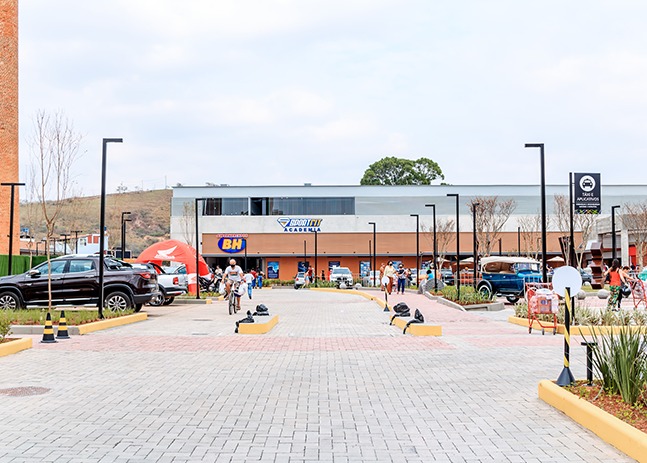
top-left (136, 239), bottom-right (210, 293)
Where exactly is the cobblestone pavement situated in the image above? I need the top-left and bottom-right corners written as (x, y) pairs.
top-left (0, 288), bottom-right (633, 462)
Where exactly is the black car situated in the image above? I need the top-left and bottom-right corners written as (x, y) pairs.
top-left (440, 268), bottom-right (455, 285)
top-left (580, 269), bottom-right (593, 286)
top-left (0, 255), bottom-right (158, 311)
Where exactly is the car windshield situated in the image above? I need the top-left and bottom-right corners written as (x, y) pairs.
top-left (331, 268), bottom-right (351, 274)
top-left (515, 262), bottom-right (540, 272)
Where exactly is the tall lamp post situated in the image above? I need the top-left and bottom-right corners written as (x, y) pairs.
top-left (1, 182), bottom-right (25, 276)
top-left (525, 143), bottom-right (548, 283)
top-left (447, 194), bottom-right (460, 300)
top-left (99, 138), bottom-right (123, 319)
top-left (472, 202), bottom-right (480, 288)
top-left (368, 222), bottom-right (376, 287)
top-left (517, 226), bottom-right (521, 257)
top-left (194, 198), bottom-right (207, 299)
top-left (121, 212), bottom-right (131, 259)
top-left (425, 204), bottom-right (438, 291)
top-left (303, 240), bottom-right (307, 270)
top-left (314, 230), bottom-right (318, 286)
top-left (611, 205), bottom-right (620, 264)
top-left (568, 172), bottom-right (576, 266)
top-left (410, 214), bottom-right (420, 279)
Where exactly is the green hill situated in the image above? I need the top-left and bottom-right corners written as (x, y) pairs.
top-left (20, 189), bottom-right (173, 256)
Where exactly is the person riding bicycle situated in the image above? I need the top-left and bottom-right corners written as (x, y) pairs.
top-left (224, 259), bottom-right (244, 309)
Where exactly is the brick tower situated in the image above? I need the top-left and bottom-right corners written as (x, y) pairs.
top-left (0, 0), bottom-right (19, 256)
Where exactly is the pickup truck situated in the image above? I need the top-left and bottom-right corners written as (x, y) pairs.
top-left (132, 262), bottom-right (188, 305)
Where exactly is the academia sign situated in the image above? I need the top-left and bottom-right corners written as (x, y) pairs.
top-left (277, 217), bottom-right (323, 233)
top-left (574, 173), bottom-right (601, 214)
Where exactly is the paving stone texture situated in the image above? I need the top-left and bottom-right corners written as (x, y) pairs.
top-left (0, 287), bottom-right (634, 462)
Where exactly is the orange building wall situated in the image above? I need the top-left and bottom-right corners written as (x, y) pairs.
top-left (0, 0), bottom-right (19, 255)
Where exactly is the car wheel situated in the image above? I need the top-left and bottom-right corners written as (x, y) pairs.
top-left (134, 303), bottom-right (143, 313)
top-left (104, 291), bottom-right (132, 313)
top-left (477, 281), bottom-right (493, 300)
top-left (506, 296), bottom-right (519, 304)
top-left (148, 293), bottom-right (165, 306)
top-left (0, 291), bottom-right (21, 310)
top-left (162, 297), bottom-right (174, 306)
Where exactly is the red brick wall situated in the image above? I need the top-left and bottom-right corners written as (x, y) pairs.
top-left (0, 0), bottom-right (19, 255)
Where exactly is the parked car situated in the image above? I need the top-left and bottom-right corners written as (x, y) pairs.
top-left (329, 267), bottom-right (354, 288)
top-left (131, 262), bottom-right (187, 305)
top-left (294, 272), bottom-right (306, 289)
top-left (440, 268), bottom-right (455, 285)
top-left (0, 255), bottom-right (158, 311)
top-left (580, 269), bottom-right (593, 286)
top-left (476, 256), bottom-right (542, 304)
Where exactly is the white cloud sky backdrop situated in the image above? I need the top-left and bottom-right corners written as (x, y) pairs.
top-left (18, 1), bottom-right (647, 195)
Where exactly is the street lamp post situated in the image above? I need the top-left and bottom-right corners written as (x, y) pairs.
top-left (517, 226), bottom-right (521, 257)
top-left (611, 205), bottom-right (621, 264)
top-left (60, 233), bottom-right (70, 255)
top-left (98, 138), bottom-right (123, 319)
top-left (525, 143), bottom-right (548, 283)
top-left (569, 172), bottom-right (576, 267)
top-left (194, 198), bottom-right (207, 299)
top-left (447, 194), bottom-right (460, 300)
top-left (472, 203), bottom-right (480, 288)
top-left (303, 240), bottom-right (307, 271)
top-left (425, 204), bottom-right (438, 291)
top-left (121, 212), bottom-right (131, 259)
top-left (368, 222), bottom-right (376, 287)
top-left (410, 214), bottom-right (420, 280)
top-left (1, 182), bottom-right (25, 276)
top-left (314, 230), bottom-right (318, 286)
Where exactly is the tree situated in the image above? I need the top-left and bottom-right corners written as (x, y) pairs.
top-left (518, 214), bottom-right (543, 260)
top-left (553, 195), bottom-right (596, 267)
top-left (180, 200), bottom-right (195, 248)
top-left (622, 201), bottom-right (647, 268)
top-left (468, 197), bottom-right (516, 256)
top-left (360, 157), bottom-right (444, 185)
top-left (421, 218), bottom-right (455, 269)
top-left (28, 110), bottom-right (83, 309)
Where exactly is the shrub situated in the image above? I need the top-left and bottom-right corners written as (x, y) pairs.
top-left (0, 314), bottom-right (12, 343)
top-left (587, 328), bottom-right (647, 405)
top-left (440, 285), bottom-right (493, 305)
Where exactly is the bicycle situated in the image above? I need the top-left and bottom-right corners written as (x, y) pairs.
top-left (228, 280), bottom-right (241, 315)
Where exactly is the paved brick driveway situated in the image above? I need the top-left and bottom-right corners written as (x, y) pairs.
top-left (0, 288), bottom-right (632, 462)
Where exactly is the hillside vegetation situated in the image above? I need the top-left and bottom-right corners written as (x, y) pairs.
top-left (20, 189), bottom-right (173, 256)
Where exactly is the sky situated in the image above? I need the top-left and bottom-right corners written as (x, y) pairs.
top-left (18, 1), bottom-right (647, 196)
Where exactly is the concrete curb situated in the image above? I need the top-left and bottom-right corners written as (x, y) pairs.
top-left (77, 313), bottom-right (147, 334)
top-left (10, 325), bottom-right (81, 335)
top-left (389, 316), bottom-right (442, 336)
top-left (538, 379), bottom-right (647, 462)
top-left (237, 315), bottom-right (279, 334)
top-left (508, 316), bottom-right (647, 336)
top-left (0, 337), bottom-right (32, 357)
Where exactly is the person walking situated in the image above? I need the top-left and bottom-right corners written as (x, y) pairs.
top-left (605, 259), bottom-right (625, 311)
top-left (396, 264), bottom-right (407, 294)
top-left (306, 266), bottom-right (314, 287)
top-left (384, 261), bottom-right (396, 295)
top-left (617, 265), bottom-right (633, 308)
top-left (257, 269), bottom-right (264, 289)
top-left (244, 270), bottom-right (254, 299)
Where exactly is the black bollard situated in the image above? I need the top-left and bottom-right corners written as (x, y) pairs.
top-left (556, 287), bottom-right (575, 386)
top-left (580, 341), bottom-right (597, 386)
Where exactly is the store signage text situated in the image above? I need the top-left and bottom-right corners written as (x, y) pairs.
top-left (277, 217), bottom-right (323, 233)
top-left (218, 237), bottom-right (246, 253)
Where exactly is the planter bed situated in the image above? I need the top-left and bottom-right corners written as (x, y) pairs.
top-left (0, 338), bottom-right (32, 357)
top-left (508, 316), bottom-right (647, 335)
top-left (538, 380), bottom-right (647, 462)
top-left (9, 313), bottom-right (147, 336)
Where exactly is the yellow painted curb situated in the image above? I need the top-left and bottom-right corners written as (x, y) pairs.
top-left (0, 337), bottom-right (32, 357)
top-left (310, 287), bottom-right (390, 307)
top-left (238, 315), bottom-right (279, 334)
top-left (508, 316), bottom-right (647, 336)
top-left (390, 316), bottom-right (442, 336)
top-left (77, 313), bottom-right (148, 335)
top-left (538, 380), bottom-right (647, 462)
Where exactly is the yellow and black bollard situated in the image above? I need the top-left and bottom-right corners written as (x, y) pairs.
top-left (56, 310), bottom-right (70, 339)
top-left (41, 311), bottom-right (58, 344)
top-left (556, 287), bottom-right (575, 386)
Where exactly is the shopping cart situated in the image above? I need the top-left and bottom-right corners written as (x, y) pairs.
top-left (630, 279), bottom-right (647, 309)
top-left (526, 282), bottom-right (558, 335)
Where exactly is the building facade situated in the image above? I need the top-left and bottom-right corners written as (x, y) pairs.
top-left (0, 0), bottom-right (20, 256)
top-left (170, 184), bottom-right (647, 279)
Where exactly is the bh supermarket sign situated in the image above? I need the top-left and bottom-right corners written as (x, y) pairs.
top-left (277, 217), bottom-right (322, 233)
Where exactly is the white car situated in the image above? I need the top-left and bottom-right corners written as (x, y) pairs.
top-left (294, 272), bottom-right (306, 289)
top-left (330, 267), bottom-right (354, 287)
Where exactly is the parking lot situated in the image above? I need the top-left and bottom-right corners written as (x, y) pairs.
top-left (0, 289), bottom-right (631, 462)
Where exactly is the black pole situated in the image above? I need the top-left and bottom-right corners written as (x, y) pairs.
top-left (517, 226), bottom-right (521, 257)
top-left (71, 230), bottom-right (82, 254)
top-left (99, 139), bottom-right (122, 319)
top-left (194, 198), bottom-right (206, 299)
top-left (569, 173), bottom-right (576, 266)
top-left (120, 212), bottom-right (131, 259)
top-left (611, 205), bottom-right (620, 264)
top-left (447, 194), bottom-right (460, 300)
top-left (369, 222), bottom-right (376, 287)
top-left (472, 203), bottom-right (479, 288)
top-left (498, 238), bottom-right (502, 256)
top-left (410, 214), bottom-right (419, 283)
top-left (314, 230), bottom-right (318, 286)
top-left (61, 234), bottom-right (69, 255)
top-left (557, 287), bottom-right (575, 386)
top-left (525, 143), bottom-right (547, 283)
top-left (244, 239), bottom-right (248, 270)
top-left (2, 182), bottom-right (25, 276)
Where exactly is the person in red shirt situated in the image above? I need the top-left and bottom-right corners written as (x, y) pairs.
top-left (604, 259), bottom-right (625, 311)
top-left (306, 266), bottom-right (314, 286)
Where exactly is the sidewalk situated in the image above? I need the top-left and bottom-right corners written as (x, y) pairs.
top-left (0, 289), bottom-right (631, 462)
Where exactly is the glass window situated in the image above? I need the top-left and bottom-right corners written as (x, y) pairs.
top-left (203, 198), bottom-right (248, 215)
top-left (67, 259), bottom-right (95, 273)
top-left (35, 260), bottom-right (67, 275)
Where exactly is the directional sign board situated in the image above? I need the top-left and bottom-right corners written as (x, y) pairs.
top-left (574, 173), bottom-right (601, 214)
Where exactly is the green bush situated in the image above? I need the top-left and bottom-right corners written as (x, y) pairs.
top-left (440, 285), bottom-right (493, 305)
top-left (587, 328), bottom-right (647, 405)
top-left (0, 309), bottom-right (132, 326)
top-left (0, 313), bottom-right (12, 342)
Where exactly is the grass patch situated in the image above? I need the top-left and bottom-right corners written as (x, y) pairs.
top-left (2, 309), bottom-right (134, 326)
